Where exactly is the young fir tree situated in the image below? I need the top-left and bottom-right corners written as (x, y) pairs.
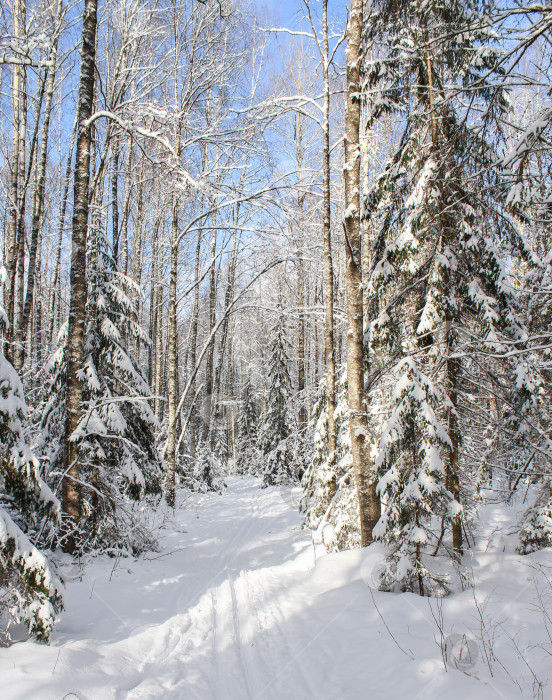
top-left (259, 317), bottom-right (297, 487)
top-left (301, 379), bottom-right (334, 525)
top-left (236, 380), bottom-right (259, 474)
top-left (373, 359), bottom-right (456, 594)
top-left (189, 445), bottom-right (226, 494)
top-left (39, 224), bottom-right (163, 553)
top-left (0, 272), bottom-right (63, 642)
top-left (501, 112), bottom-right (552, 553)
top-left (512, 213), bottom-right (552, 553)
top-left (301, 370), bottom-right (361, 550)
top-left (520, 480), bottom-right (552, 554)
top-left (364, 0), bottom-right (530, 592)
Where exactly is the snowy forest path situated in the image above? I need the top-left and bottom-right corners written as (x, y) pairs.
top-left (106, 477), bottom-right (319, 699)
top-left (2, 477), bottom-right (542, 699)
top-left (1, 478), bottom-right (330, 700)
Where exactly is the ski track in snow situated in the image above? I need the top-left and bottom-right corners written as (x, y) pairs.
top-left (115, 480), bottom-right (331, 699)
top-left (120, 481), bottom-right (304, 700)
top-left (2, 478), bottom-right (552, 700)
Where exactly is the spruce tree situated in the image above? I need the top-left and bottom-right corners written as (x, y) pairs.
top-left (301, 371), bottom-right (360, 550)
top-left (189, 445), bottom-right (226, 494)
top-left (0, 275), bottom-right (63, 642)
top-left (513, 214), bottom-right (552, 552)
top-left (259, 317), bottom-right (297, 486)
top-left (301, 380), bottom-right (334, 527)
top-left (364, 0), bottom-right (529, 591)
top-left (501, 102), bottom-right (552, 552)
top-left (39, 226), bottom-right (163, 553)
top-left (236, 380), bottom-right (259, 474)
top-left (373, 359), bottom-right (456, 595)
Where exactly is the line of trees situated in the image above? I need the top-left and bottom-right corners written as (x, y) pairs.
top-left (304, 0), bottom-right (552, 596)
top-left (0, 0), bottom-right (551, 641)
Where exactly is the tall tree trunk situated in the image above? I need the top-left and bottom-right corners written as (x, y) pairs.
top-left (5, 0), bottom-right (22, 362)
top-left (445, 323), bottom-right (462, 555)
top-left (132, 164), bottom-right (144, 361)
top-left (213, 206), bottom-right (239, 413)
top-left (19, 3), bottom-right (63, 367)
top-left (295, 121), bottom-right (307, 432)
top-left (165, 31), bottom-right (185, 501)
top-left (148, 220), bottom-right (160, 390)
top-left (33, 266), bottom-right (43, 378)
top-left (151, 222), bottom-right (164, 422)
top-left (296, 229), bottom-right (306, 431)
top-left (62, 0), bottom-right (98, 553)
top-left (188, 226), bottom-right (202, 458)
top-left (49, 116), bottom-right (77, 348)
top-left (15, 181), bottom-right (25, 369)
top-left (118, 144), bottom-right (133, 280)
top-left (165, 205), bottom-right (179, 507)
top-left (111, 134), bottom-right (119, 264)
top-left (13, 31), bottom-right (27, 371)
top-left (204, 209), bottom-right (217, 447)
top-left (322, 0), bottom-right (337, 458)
top-left (343, 0), bottom-right (380, 547)
top-left (154, 284), bottom-right (164, 422)
top-left (121, 218), bottom-right (128, 276)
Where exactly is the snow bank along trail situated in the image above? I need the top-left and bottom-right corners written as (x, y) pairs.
top-left (1, 478), bottom-right (550, 699)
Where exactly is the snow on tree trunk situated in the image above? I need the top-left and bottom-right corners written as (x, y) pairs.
top-left (343, 0), bottom-right (380, 547)
top-left (63, 0), bottom-right (98, 553)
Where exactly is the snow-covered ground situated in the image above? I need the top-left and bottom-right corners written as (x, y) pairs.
top-left (2, 478), bottom-right (552, 699)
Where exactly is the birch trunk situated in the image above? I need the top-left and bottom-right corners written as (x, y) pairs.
top-left (111, 134), bottom-right (120, 264)
top-left (203, 209), bottom-right (217, 447)
top-left (49, 116), bottom-right (77, 348)
top-left (165, 205), bottom-right (179, 507)
top-left (5, 0), bottom-right (22, 361)
top-left (213, 207), bottom-right (238, 409)
top-left (63, 0), bottom-right (98, 553)
top-left (188, 227), bottom-right (202, 458)
top-left (344, 0), bottom-right (380, 547)
top-left (19, 1), bottom-right (63, 367)
top-left (322, 0), bottom-right (337, 457)
top-left (13, 8), bottom-right (27, 370)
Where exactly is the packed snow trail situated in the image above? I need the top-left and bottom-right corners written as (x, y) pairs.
top-left (2, 478), bottom-right (551, 699)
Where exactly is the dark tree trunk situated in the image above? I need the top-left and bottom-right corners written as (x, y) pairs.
top-left (188, 226), bottom-right (202, 458)
top-left (20, 3), bottom-right (62, 366)
top-left (62, 0), bottom-right (98, 553)
top-left (322, 0), bottom-right (337, 458)
top-left (165, 204), bottom-right (179, 507)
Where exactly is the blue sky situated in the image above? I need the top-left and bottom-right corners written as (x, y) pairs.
top-left (253, 0), bottom-right (347, 31)
top-left (254, 0), bottom-right (304, 25)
